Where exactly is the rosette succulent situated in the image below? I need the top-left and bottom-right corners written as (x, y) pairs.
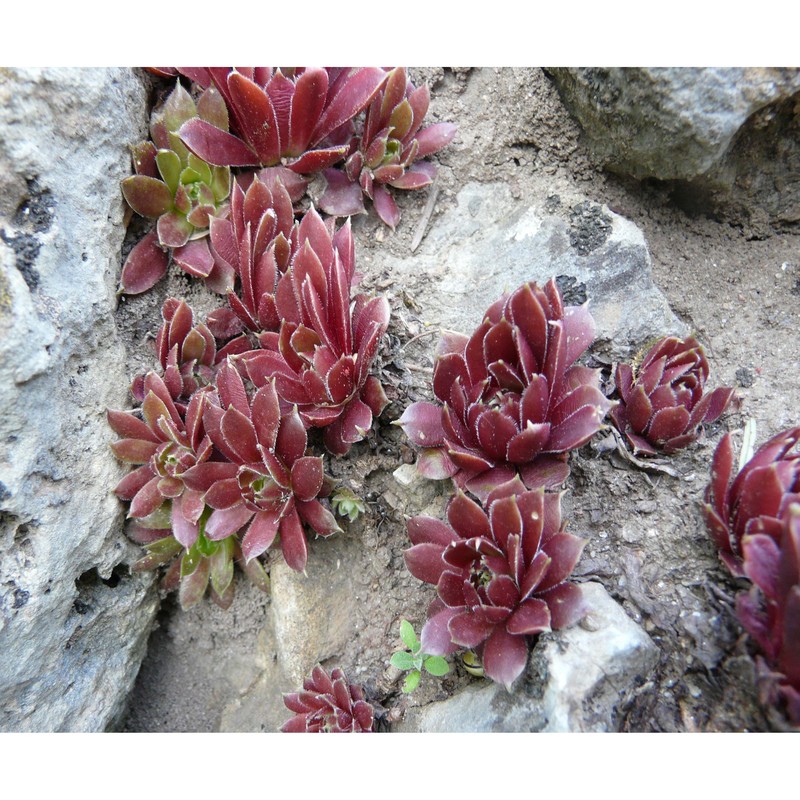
top-left (180, 361), bottom-right (340, 571)
top-left (319, 67), bottom-right (457, 228)
top-left (404, 477), bottom-right (587, 689)
top-left (208, 174), bottom-right (296, 334)
top-left (131, 298), bottom-right (249, 406)
top-left (736, 504), bottom-right (800, 726)
top-left (398, 278), bottom-right (609, 500)
top-left (176, 68), bottom-right (387, 172)
top-left (108, 373), bottom-right (267, 609)
top-left (705, 426), bottom-right (800, 576)
top-left (236, 209), bottom-right (390, 454)
top-left (610, 335), bottom-right (735, 455)
top-left (120, 82), bottom-right (233, 294)
top-left (281, 664), bottom-right (374, 732)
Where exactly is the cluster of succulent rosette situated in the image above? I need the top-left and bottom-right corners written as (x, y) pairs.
top-left (111, 68), bottom-right (796, 730)
top-left (120, 67), bottom-right (456, 298)
top-left (112, 67), bottom-right (442, 610)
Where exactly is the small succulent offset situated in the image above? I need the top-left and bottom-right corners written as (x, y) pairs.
top-left (131, 298), bottom-right (249, 406)
top-left (405, 477), bottom-right (587, 690)
top-left (319, 67), bottom-right (458, 229)
top-left (331, 487), bottom-right (366, 523)
top-left (610, 335), bottom-right (735, 455)
top-left (282, 664), bottom-right (375, 732)
top-left (704, 426), bottom-right (800, 576)
top-left (390, 619), bottom-right (449, 693)
top-left (398, 278), bottom-right (609, 500)
top-left (120, 82), bottom-right (233, 294)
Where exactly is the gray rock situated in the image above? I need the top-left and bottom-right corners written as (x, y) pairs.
top-left (394, 582), bottom-right (657, 732)
top-left (550, 68), bottom-right (800, 229)
top-left (270, 535), bottom-right (360, 686)
top-left (539, 581), bottom-right (659, 731)
top-left (0, 68), bottom-right (158, 730)
top-left (384, 182), bottom-right (686, 359)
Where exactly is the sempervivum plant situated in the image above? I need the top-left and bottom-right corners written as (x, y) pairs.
top-left (176, 68), bottom-right (387, 172)
top-left (208, 174), bottom-right (296, 334)
top-left (236, 209), bottom-right (390, 454)
top-left (180, 361), bottom-right (341, 571)
top-left (319, 67), bottom-right (457, 228)
top-left (704, 426), bottom-right (800, 576)
top-left (404, 477), bottom-right (587, 689)
top-left (398, 278), bottom-right (609, 500)
top-left (736, 504), bottom-right (800, 726)
top-left (281, 664), bottom-right (374, 732)
top-left (108, 373), bottom-right (269, 608)
top-left (120, 82), bottom-right (233, 294)
top-left (131, 298), bottom-right (249, 406)
top-left (610, 335), bottom-right (735, 455)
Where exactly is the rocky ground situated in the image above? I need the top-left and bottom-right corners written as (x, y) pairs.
top-left (118, 68), bottom-right (799, 732)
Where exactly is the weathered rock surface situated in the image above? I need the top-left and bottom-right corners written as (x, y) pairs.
top-left (0, 68), bottom-right (158, 731)
top-left (394, 582), bottom-right (658, 732)
top-left (270, 535), bottom-right (360, 686)
top-left (549, 68), bottom-right (800, 229)
top-left (382, 182), bottom-right (686, 358)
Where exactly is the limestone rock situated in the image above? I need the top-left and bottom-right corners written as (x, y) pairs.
top-left (394, 582), bottom-right (657, 732)
top-left (538, 581), bottom-right (659, 731)
top-left (550, 68), bottom-right (800, 229)
top-left (383, 182), bottom-right (686, 359)
top-left (0, 68), bottom-right (158, 731)
top-left (270, 535), bottom-right (360, 686)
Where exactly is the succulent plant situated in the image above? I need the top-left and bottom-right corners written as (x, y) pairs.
top-left (282, 664), bottom-right (375, 732)
top-left (180, 360), bottom-right (341, 571)
top-left (208, 174), bottom-right (296, 335)
top-left (705, 426), bottom-right (800, 576)
top-left (236, 208), bottom-right (390, 455)
top-left (176, 68), bottom-right (388, 172)
top-left (319, 67), bottom-right (457, 228)
top-left (127, 513), bottom-right (269, 610)
top-left (109, 372), bottom-right (269, 608)
top-left (398, 278), bottom-right (608, 500)
top-left (610, 335), bottom-right (735, 455)
top-left (737, 503), bottom-right (800, 726)
top-left (109, 371), bottom-right (212, 528)
top-left (404, 477), bottom-right (587, 690)
top-left (120, 82), bottom-right (233, 294)
top-left (331, 487), bottom-right (366, 522)
top-left (131, 298), bottom-right (249, 406)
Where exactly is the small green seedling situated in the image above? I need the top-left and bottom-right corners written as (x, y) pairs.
top-left (390, 619), bottom-right (449, 693)
top-left (331, 487), bottom-right (366, 522)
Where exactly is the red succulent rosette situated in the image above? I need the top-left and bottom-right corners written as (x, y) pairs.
top-left (282, 664), bottom-right (374, 732)
top-left (319, 67), bottom-right (457, 228)
top-left (611, 335), bottom-right (735, 455)
top-left (109, 372), bottom-right (212, 542)
top-left (404, 477), bottom-right (587, 690)
top-left (131, 298), bottom-right (249, 406)
top-left (737, 504), bottom-right (800, 726)
top-left (181, 360), bottom-right (340, 571)
top-left (236, 209), bottom-right (390, 454)
top-left (176, 68), bottom-right (388, 171)
top-left (398, 278), bottom-right (608, 500)
top-left (704, 426), bottom-right (800, 576)
top-left (208, 174), bottom-right (297, 335)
